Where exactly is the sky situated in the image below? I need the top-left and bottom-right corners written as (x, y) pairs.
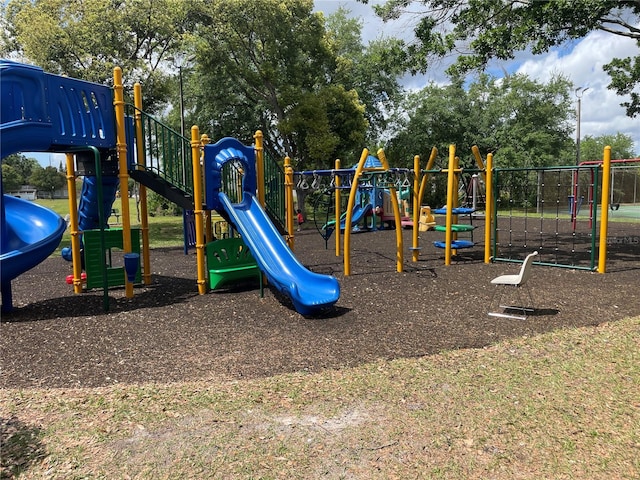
top-left (30, 0), bottom-right (639, 166)
top-left (314, 0), bottom-right (640, 156)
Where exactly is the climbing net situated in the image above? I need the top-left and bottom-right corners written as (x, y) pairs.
top-left (492, 165), bottom-right (600, 269)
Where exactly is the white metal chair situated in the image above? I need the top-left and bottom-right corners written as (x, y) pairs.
top-left (488, 251), bottom-right (538, 320)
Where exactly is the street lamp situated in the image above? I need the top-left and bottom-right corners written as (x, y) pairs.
top-left (575, 87), bottom-right (589, 165)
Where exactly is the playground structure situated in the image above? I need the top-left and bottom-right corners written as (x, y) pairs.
top-left (1, 60), bottom-right (636, 314)
top-left (295, 141), bottom-right (637, 275)
top-left (490, 155), bottom-right (639, 271)
top-left (307, 154), bottom-right (413, 235)
top-left (0, 60), bottom-right (339, 315)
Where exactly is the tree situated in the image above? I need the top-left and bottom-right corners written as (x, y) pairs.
top-left (324, 7), bottom-right (406, 141)
top-left (189, 0), bottom-right (369, 170)
top-left (579, 133), bottom-right (637, 161)
top-left (384, 79), bottom-right (473, 167)
top-left (29, 166), bottom-right (65, 198)
top-left (1, 154), bottom-right (40, 184)
top-left (1, 164), bottom-right (22, 192)
top-left (385, 73), bottom-right (575, 169)
top-left (2, 0), bottom-right (201, 112)
top-left (368, 0), bottom-right (640, 116)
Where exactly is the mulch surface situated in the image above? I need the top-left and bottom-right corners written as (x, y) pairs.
top-left (2, 220), bottom-right (639, 389)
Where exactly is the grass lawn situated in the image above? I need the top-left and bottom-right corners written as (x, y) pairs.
top-left (4, 199), bottom-right (637, 478)
top-left (1, 316), bottom-right (638, 479)
top-left (35, 198), bottom-right (186, 250)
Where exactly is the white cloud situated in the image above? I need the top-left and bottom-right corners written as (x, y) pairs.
top-left (315, 1), bottom-right (639, 155)
top-left (515, 29), bottom-right (639, 155)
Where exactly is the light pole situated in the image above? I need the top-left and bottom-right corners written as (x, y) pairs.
top-left (179, 65), bottom-right (185, 139)
top-left (575, 87), bottom-right (589, 165)
top-left (174, 55), bottom-right (194, 186)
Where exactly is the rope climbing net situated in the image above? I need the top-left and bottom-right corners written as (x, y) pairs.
top-left (492, 165), bottom-right (600, 270)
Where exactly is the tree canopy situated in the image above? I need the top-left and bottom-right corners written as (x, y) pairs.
top-left (187, 0), bottom-right (377, 169)
top-left (1, 0), bottom-right (198, 111)
top-left (368, 0), bottom-right (640, 116)
top-left (385, 74), bottom-right (575, 168)
top-left (1, 154), bottom-right (40, 185)
top-left (579, 133), bottom-right (637, 161)
top-left (2, 0), bottom-right (634, 174)
top-left (28, 166), bottom-right (66, 198)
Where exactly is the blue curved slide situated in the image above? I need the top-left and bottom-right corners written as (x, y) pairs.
top-left (1, 195), bottom-right (66, 312)
top-left (1, 60), bottom-right (119, 311)
top-left (340, 204), bottom-right (372, 230)
top-left (324, 204), bottom-right (373, 231)
top-left (219, 191), bottom-right (340, 315)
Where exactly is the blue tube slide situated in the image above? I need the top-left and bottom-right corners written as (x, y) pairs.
top-left (61, 175), bottom-right (119, 262)
top-left (340, 204), bottom-right (372, 230)
top-left (0, 195), bottom-right (66, 312)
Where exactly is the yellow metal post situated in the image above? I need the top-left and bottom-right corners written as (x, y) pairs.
top-left (284, 156), bottom-right (295, 250)
top-left (344, 149), bottom-right (369, 276)
top-left (334, 159), bottom-right (341, 257)
top-left (471, 145), bottom-right (487, 184)
top-left (65, 153), bottom-right (83, 293)
top-left (254, 130), bottom-right (266, 207)
top-left (484, 152), bottom-right (493, 264)
top-left (377, 149), bottom-right (403, 273)
top-left (412, 154), bottom-right (420, 262)
top-left (598, 146), bottom-right (612, 273)
top-left (444, 145), bottom-right (457, 266)
top-left (113, 67), bottom-right (134, 298)
top-left (418, 147), bottom-right (438, 206)
top-left (133, 83), bottom-right (151, 285)
top-left (191, 126), bottom-right (207, 294)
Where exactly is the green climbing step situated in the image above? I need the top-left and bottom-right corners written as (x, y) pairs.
top-left (433, 224), bottom-right (475, 232)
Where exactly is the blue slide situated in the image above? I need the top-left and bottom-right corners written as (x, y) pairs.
top-left (205, 137), bottom-right (341, 315)
top-left (323, 204), bottom-right (373, 231)
top-left (0, 194), bottom-right (66, 312)
top-left (219, 191), bottom-right (340, 315)
top-left (1, 60), bottom-right (118, 311)
top-left (340, 203), bottom-right (372, 230)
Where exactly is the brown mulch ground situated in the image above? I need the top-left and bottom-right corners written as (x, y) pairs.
top-left (1, 221), bottom-right (639, 389)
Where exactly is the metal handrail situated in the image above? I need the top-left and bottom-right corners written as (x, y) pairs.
top-left (125, 104), bottom-right (193, 196)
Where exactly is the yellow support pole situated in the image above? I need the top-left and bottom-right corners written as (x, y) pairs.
top-left (65, 153), bottom-right (83, 294)
top-left (412, 154), bottom-right (420, 262)
top-left (471, 145), bottom-right (487, 184)
top-left (377, 149), bottom-right (403, 273)
top-left (191, 126), bottom-right (207, 294)
top-left (113, 67), bottom-right (134, 298)
top-left (598, 146), bottom-right (612, 273)
top-left (444, 145), bottom-right (457, 266)
top-left (254, 130), bottom-right (266, 207)
top-left (284, 156), bottom-right (295, 250)
top-left (484, 152), bottom-right (494, 264)
top-left (418, 147), bottom-right (438, 206)
top-left (133, 83), bottom-right (151, 285)
top-left (334, 159), bottom-right (341, 257)
top-left (344, 149), bottom-right (369, 276)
